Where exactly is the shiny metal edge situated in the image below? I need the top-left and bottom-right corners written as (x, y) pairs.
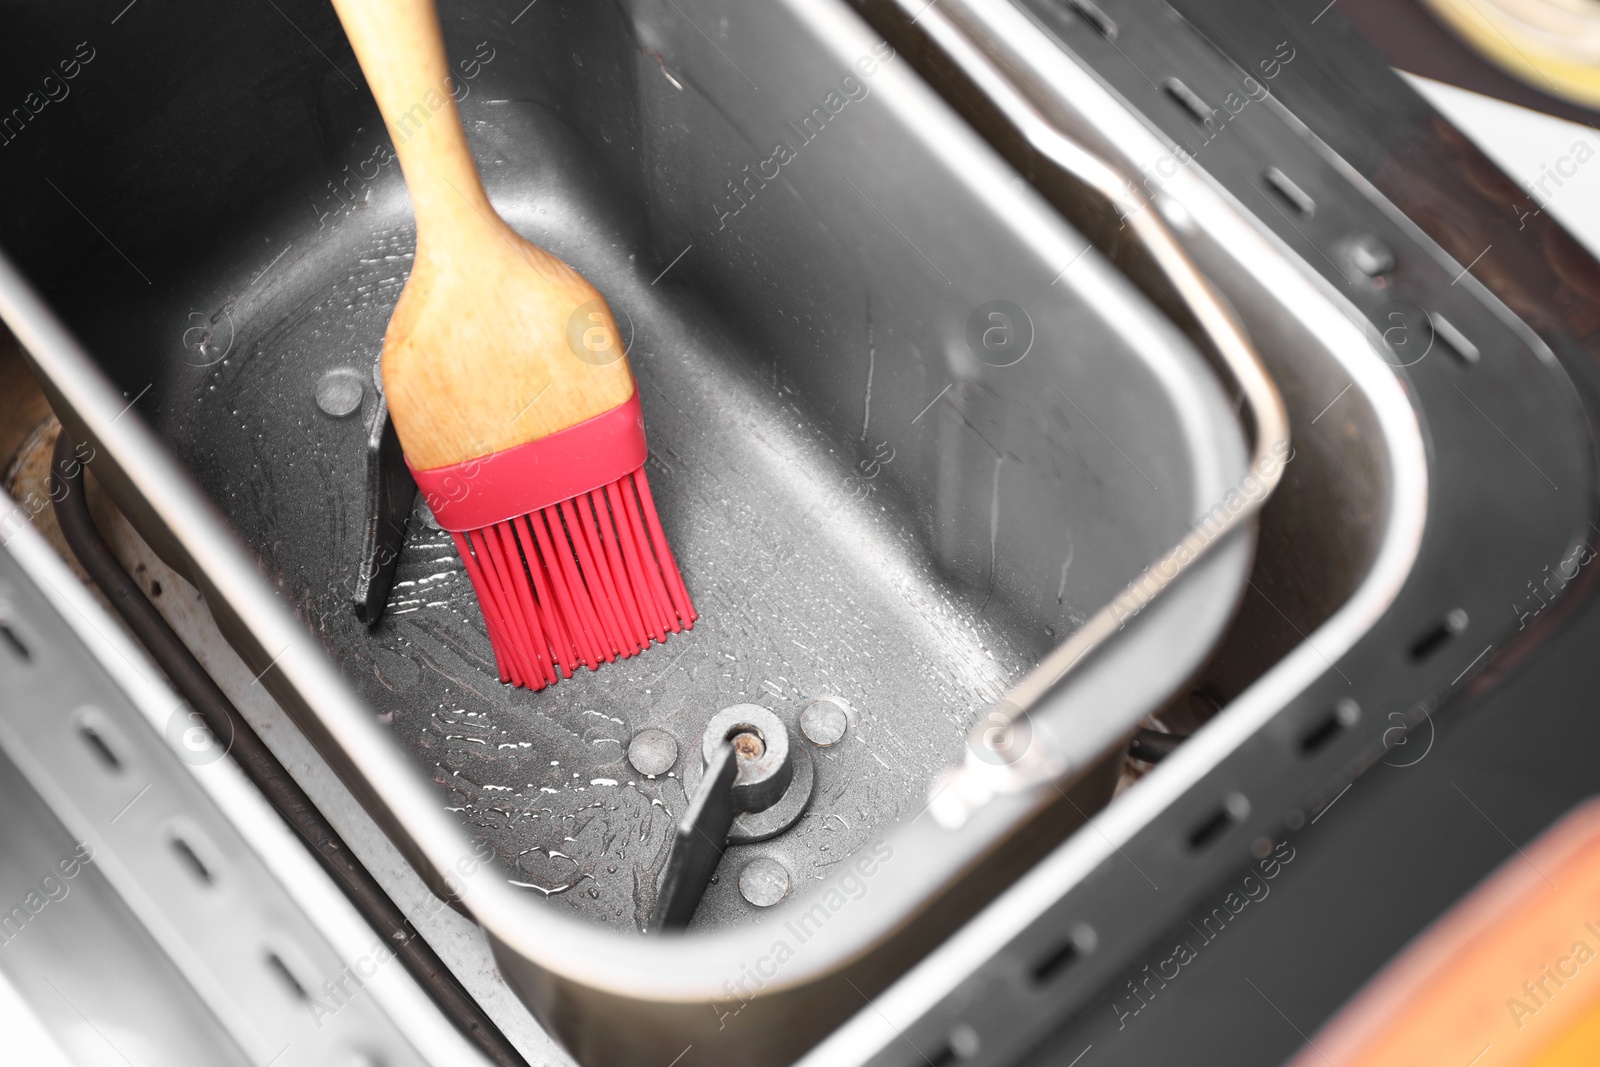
top-left (791, 0), bottom-right (1430, 1059)
top-left (0, 0), bottom-right (1272, 1012)
top-left (903, 0), bottom-right (1290, 826)
top-left (0, 497), bottom-right (490, 1066)
top-left (0, 244), bottom-right (502, 915)
top-left (0, 2), bottom-right (1301, 1061)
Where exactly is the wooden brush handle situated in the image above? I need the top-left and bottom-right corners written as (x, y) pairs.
top-left (331, 0), bottom-right (494, 236)
top-left (331, 0), bottom-right (635, 470)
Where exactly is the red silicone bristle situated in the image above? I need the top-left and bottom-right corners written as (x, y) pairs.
top-left (511, 515), bottom-right (575, 678)
top-left (585, 487), bottom-right (649, 652)
top-left (468, 529), bottom-right (528, 687)
top-left (479, 524), bottom-right (545, 689)
top-left (573, 493), bottom-right (642, 657)
top-left (546, 503), bottom-right (616, 666)
top-left (560, 498), bottom-right (630, 658)
top-left (527, 506), bottom-right (601, 671)
top-left (489, 521), bottom-right (558, 688)
top-left (603, 479), bottom-right (668, 643)
top-left (618, 474), bottom-right (679, 634)
top-left (458, 529), bottom-right (533, 689)
top-left (452, 465), bottom-right (693, 689)
top-left (630, 469), bottom-right (697, 627)
top-left (452, 532), bottom-right (513, 685)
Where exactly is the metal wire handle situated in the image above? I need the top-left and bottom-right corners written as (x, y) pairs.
top-left (915, 3), bottom-right (1292, 826)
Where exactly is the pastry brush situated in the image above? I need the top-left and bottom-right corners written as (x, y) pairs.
top-left (331, 0), bottom-right (695, 688)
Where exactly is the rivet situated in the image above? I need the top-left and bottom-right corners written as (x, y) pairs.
top-left (315, 368), bottom-right (365, 417)
top-left (627, 728), bottom-right (678, 777)
top-left (800, 698), bottom-right (849, 746)
top-left (738, 857), bottom-right (791, 907)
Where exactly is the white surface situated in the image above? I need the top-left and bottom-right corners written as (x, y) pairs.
top-left (1407, 73), bottom-right (1600, 259)
top-left (0, 966), bottom-right (78, 1067)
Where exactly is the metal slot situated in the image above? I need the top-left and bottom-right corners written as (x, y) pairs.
top-left (0, 620), bottom-right (29, 661)
top-left (1029, 921), bottom-right (1096, 986)
top-left (170, 834), bottom-right (216, 887)
top-left (77, 721), bottom-right (123, 772)
top-left (1063, 0), bottom-right (1117, 39)
top-left (1429, 311), bottom-right (1481, 364)
top-left (1263, 166), bottom-right (1316, 217)
top-left (1298, 700), bottom-right (1359, 756)
top-left (263, 951), bottom-right (311, 1004)
top-left (1410, 609), bottom-right (1469, 662)
top-left (1030, 939), bottom-right (1083, 984)
top-left (1187, 794), bottom-right (1249, 851)
top-left (1162, 77), bottom-right (1215, 129)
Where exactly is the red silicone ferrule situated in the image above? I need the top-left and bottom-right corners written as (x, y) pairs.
top-left (409, 389), bottom-right (648, 532)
